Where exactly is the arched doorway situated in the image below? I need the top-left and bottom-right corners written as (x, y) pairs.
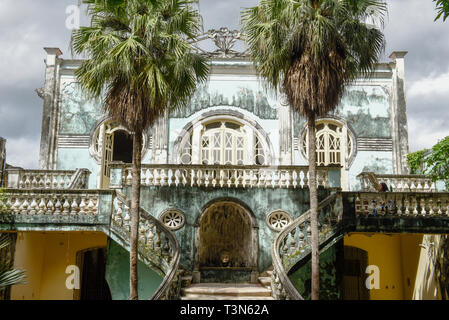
top-left (90, 118), bottom-right (150, 189)
top-left (193, 200), bottom-right (259, 283)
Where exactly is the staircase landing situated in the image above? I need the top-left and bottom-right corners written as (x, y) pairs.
top-left (181, 283), bottom-right (274, 300)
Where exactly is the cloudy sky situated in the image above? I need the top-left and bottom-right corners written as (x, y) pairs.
top-left (0, 0), bottom-right (448, 168)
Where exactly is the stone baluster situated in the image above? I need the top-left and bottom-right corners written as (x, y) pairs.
top-left (29, 196), bottom-right (38, 215)
top-left (87, 196), bottom-right (96, 215)
top-left (141, 169), bottom-right (147, 185)
top-left (126, 169), bottom-right (133, 185)
top-left (289, 228), bottom-right (296, 256)
top-left (411, 196), bottom-right (418, 215)
top-left (70, 197), bottom-right (79, 215)
top-left (46, 198), bottom-right (54, 215)
top-left (123, 204), bottom-right (131, 232)
top-left (12, 197), bottom-right (21, 214)
top-left (420, 198), bottom-right (427, 216)
top-left (170, 169), bottom-right (176, 186)
top-left (155, 227), bottom-right (162, 253)
top-left (114, 199), bottom-right (123, 226)
top-left (147, 220), bottom-right (154, 249)
top-left (20, 196), bottom-right (30, 215)
top-left (139, 220), bottom-right (147, 243)
top-left (62, 196), bottom-right (71, 215)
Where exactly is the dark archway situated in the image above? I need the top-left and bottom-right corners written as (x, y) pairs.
top-left (193, 200), bottom-right (259, 283)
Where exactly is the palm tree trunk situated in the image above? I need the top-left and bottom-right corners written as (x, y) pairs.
top-left (130, 130), bottom-right (142, 300)
top-left (308, 115), bottom-right (319, 300)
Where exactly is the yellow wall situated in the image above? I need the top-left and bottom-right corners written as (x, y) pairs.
top-left (413, 234), bottom-right (444, 300)
top-left (344, 233), bottom-right (422, 300)
top-left (10, 231), bottom-right (107, 300)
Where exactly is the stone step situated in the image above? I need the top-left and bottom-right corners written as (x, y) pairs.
top-left (182, 294), bottom-right (274, 300)
top-left (257, 277), bottom-right (271, 287)
top-left (260, 267), bottom-right (273, 278)
top-left (181, 283), bottom-right (272, 298)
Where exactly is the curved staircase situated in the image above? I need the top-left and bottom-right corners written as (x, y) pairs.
top-left (271, 193), bottom-right (344, 300)
top-left (109, 191), bottom-right (181, 299)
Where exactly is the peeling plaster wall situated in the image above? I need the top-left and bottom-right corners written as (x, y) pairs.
top-left (349, 151), bottom-right (393, 190)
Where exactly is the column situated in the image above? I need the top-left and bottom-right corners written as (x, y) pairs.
top-left (151, 110), bottom-right (169, 164)
top-left (389, 51), bottom-right (410, 174)
top-left (278, 94), bottom-right (293, 165)
top-left (38, 48), bottom-right (62, 169)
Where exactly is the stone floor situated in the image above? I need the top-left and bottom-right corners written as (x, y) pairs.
top-left (181, 283), bottom-right (274, 300)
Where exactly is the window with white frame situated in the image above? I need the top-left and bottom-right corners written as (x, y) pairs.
top-left (301, 120), bottom-right (354, 167)
top-left (178, 120), bottom-right (269, 166)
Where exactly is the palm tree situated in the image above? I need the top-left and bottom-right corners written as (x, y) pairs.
top-left (71, 0), bottom-right (209, 300)
top-left (243, 0), bottom-right (386, 299)
top-left (0, 234), bottom-right (26, 296)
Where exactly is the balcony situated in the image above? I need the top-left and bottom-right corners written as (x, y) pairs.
top-left (109, 163), bottom-right (342, 189)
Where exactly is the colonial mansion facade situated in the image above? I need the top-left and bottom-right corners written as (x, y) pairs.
top-left (1, 28), bottom-right (448, 300)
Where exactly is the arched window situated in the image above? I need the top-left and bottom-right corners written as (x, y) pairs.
top-left (178, 119), bottom-right (269, 166)
top-left (301, 120), bottom-right (355, 168)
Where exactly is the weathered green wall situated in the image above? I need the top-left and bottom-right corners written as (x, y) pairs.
top-left (288, 239), bottom-right (344, 300)
top-left (105, 238), bottom-right (163, 300)
top-left (56, 148), bottom-right (99, 189)
top-left (127, 186), bottom-right (331, 273)
top-left (59, 82), bottom-right (103, 135)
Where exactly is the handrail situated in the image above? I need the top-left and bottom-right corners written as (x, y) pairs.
top-left (357, 172), bottom-right (436, 192)
top-left (271, 193), bottom-right (342, 300)
top-left (110, 191), bottom-right (181, 300)
top-left (68, 168), bottom-right (91, 189)
top-left (5, 168), bottom-right (90, 190)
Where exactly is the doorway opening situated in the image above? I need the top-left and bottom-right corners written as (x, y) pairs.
top-left (76, 247), bottom-right (112, 300)
top-left (195, 201), bottom-right (258, 283)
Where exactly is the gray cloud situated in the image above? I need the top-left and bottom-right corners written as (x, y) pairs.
top-left (0, 0), bottom-right (447, 168)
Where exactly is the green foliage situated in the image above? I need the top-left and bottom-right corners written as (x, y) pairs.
top-left (434, 0), bottom-right (449, 21)
top-left (407, 136), bottom-right (449, 190)
top-left (407, 149), bottom-right (428, 174)
top-left (425, 136), bottom-right (449, 190)
top-left (0, 235), bottom-right (26, 291)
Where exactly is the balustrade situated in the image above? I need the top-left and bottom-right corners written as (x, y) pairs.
top-left (353, 192), bottom-right (449, 217)
top-left (358, 172), bottom-right (436, 192)
top-left (6, 168), bottom-right (90, 190)
top-left (112, 164), bottom-right (334, 189)
top-left (0, 190), bottom-right (99, 217)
